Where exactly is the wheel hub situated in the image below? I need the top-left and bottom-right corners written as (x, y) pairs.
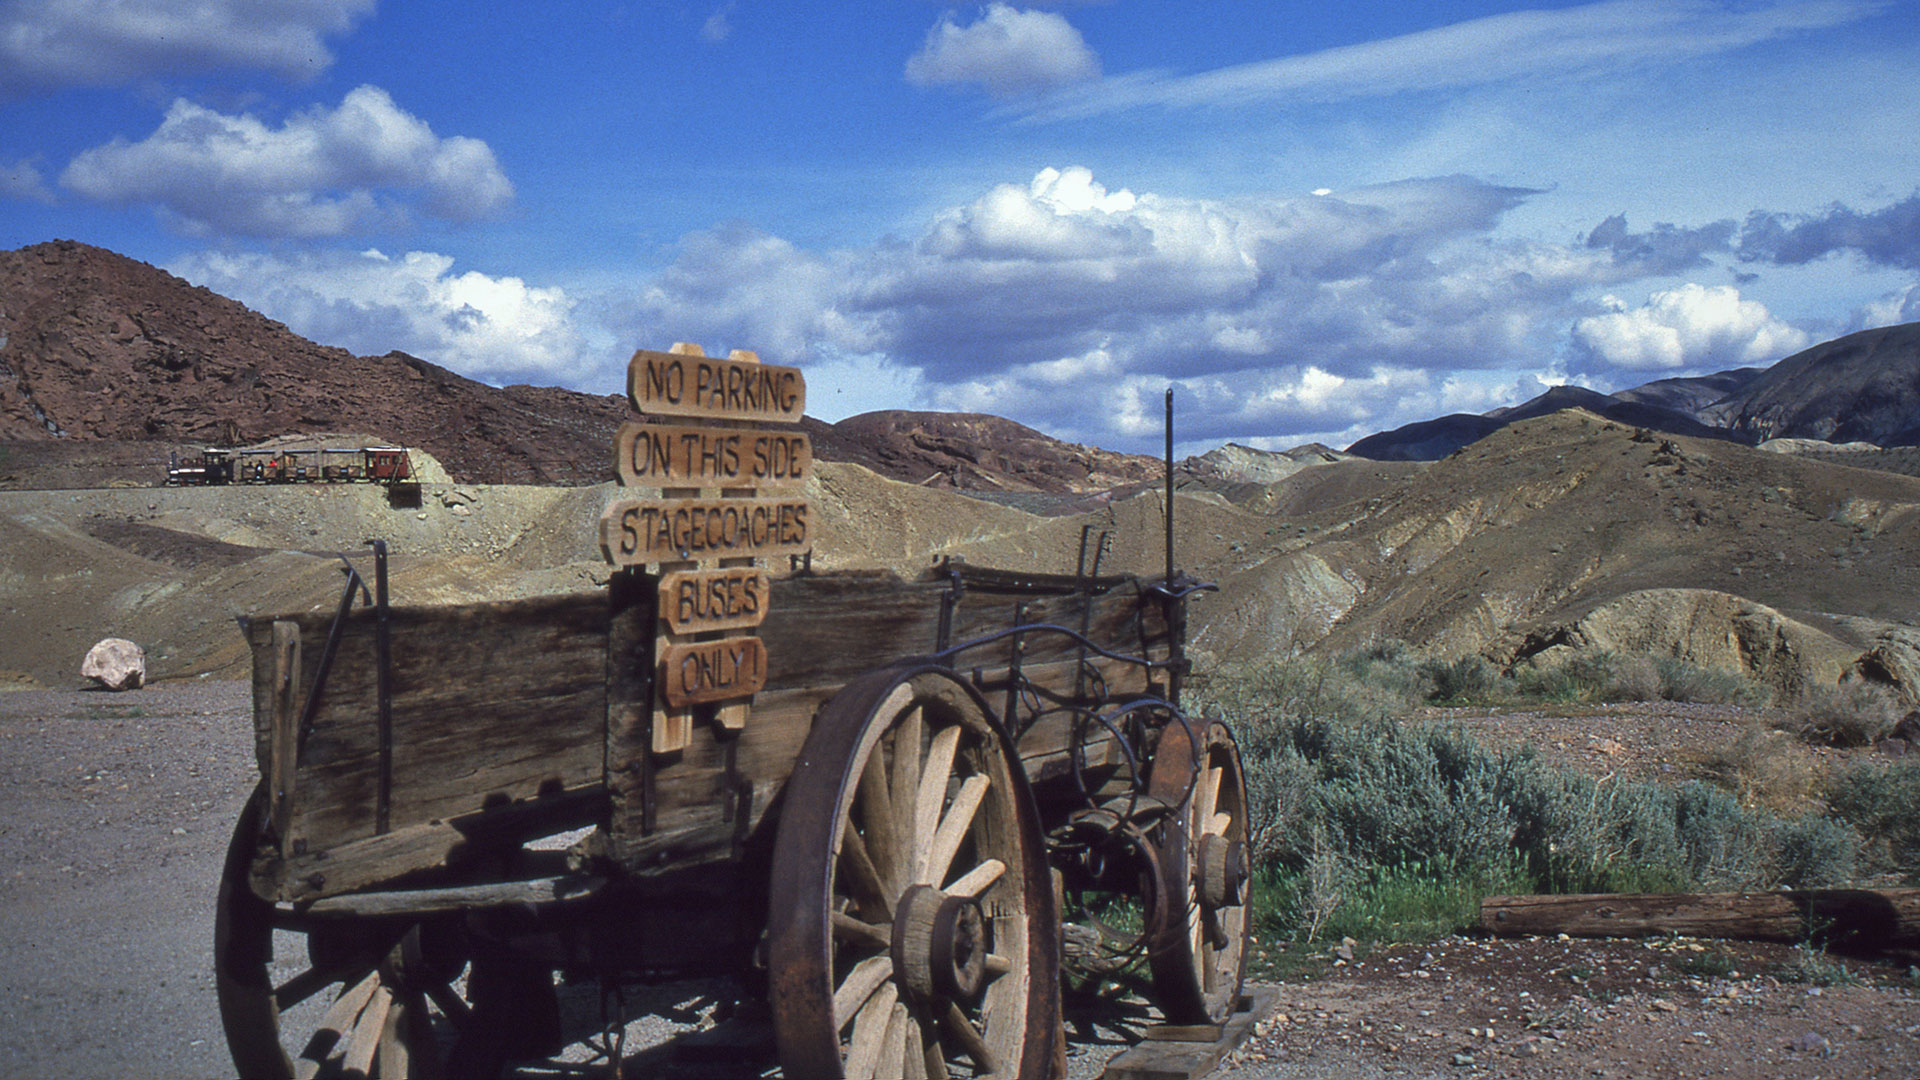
top-left (892, 884), bottom-right (989, 1001)
top-left (1197, 833), bottom-right (1248, 910)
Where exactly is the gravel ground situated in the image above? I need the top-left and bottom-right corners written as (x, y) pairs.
top-left (0, 679), bottom-right (257, 1079)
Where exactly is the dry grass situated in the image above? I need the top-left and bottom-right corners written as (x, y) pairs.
top-left (1780, 681), bottom-right (1905, 747)
top-left (1692, 722), bottom-right (1825, 814)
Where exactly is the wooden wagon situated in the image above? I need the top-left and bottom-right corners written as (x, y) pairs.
top-left (213, 348), bottom-right (1252, 1079)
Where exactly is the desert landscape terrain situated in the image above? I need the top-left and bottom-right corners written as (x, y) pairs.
top-left (4, 240), bottom-right (1920, 1077)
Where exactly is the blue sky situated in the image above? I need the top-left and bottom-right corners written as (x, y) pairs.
top-left (3, 1), bottom-right (1917, 454)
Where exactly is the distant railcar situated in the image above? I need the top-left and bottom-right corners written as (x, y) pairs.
top-left (166, 446), bottom-right (415, 486)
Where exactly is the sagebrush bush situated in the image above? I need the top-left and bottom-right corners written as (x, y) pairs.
top-left (1827, 760), bottom-right (1920, 880)
top-left (1654, 656), bottom-right (1773, 706)
top-left (1207, 657), bottom-right (1874, 943)
top-left (1422, 655), bottom-right (1502, 703)
top-left (1783, 681), bottom-right (1904, 746)
top-left (1606, 654), bottom-right (1666, 701)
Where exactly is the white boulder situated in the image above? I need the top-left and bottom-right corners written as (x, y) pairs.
top-left (81, 638), bottom-right (146, 691)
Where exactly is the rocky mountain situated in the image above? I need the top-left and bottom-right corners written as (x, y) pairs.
top-left (1346, 322), bottom-right (1920, 462)
top-left (1348, 384), bottom-right (1732, 461)
top-left (0, 241), bottom-right (1156, 492)
top-left (1703, 322), bottom-right (1920, 445)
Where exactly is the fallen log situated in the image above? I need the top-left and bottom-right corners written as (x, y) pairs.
top-left (1478, 888), bottom-right (1920, 949)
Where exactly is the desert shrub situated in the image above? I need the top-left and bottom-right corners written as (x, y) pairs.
top-left (1211, 659), bottom-right (1870, 942)
top-left (1782, 681), bottom-right (1904, 746)
top-left (1696, 724), bottom-right (1822, 812)
top-left (1826, 760), bottom-right (1920, 880)
top-left (1655, 656), bottom-right (1772, 706)
top-left (1336, 639), bottom-right (1433, 704)
top-left (1606, 654), bottom-right (1666, 701)
top-left (1512, 661), bottom-right (1581, 703)
top-left (1766, 815), bottom-right (1860, 888)
top-left (1422, 655), bottom-right (1503, 704)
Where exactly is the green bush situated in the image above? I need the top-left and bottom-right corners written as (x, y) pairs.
top-left (1209, 658), bottom-right (1874, 944)
top-left (1827, 760), bottom-right (1920, 880)
top-left (1654, 656), bottom-right (1772, 706)
top-left (1422, 655), bottom-right (1502, 704)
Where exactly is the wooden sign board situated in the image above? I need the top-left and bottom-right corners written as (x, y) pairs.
top-left (601, 497), bottom-right (811, 566)
top-left (629, 349), bottom-right (806, 423)
top-left (614, 421), bottom-right (811, 489)
top-left (657, 568), bottom-right (770, 634)
top-left (658, 636), bottom-right (768, 707)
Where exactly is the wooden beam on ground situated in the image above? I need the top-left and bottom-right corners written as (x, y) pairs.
top-left (1478, 889), bottom-right (1920, 948)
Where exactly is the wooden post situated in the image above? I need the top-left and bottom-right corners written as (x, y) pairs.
top-left (1478, 889), bottom-right (1920, 948)
top-left (602, 341), bottom-right (812, 865)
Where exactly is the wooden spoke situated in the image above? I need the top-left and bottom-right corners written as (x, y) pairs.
top-left (832, 910), bottom-right (893, 950)
top-left (857, 746), bottom-right (901, 895)
top-left (1197, 763), bottom-right (1221, 826)
top-left (838, 822), bottom-right (893, 921)
top-left (945, 858), bottom-right (1005, 898)
top-left (843, 981), bottom-right (899, 1080)
top-left (922, 773), bottom-right (989, 887)
top-left (340, 983), bottom-right (393, 1078)
top-left (983, 953), bottom-right (1012, 977)
top-left (911, 726), bottom-right (962, 874)
top-left (271, 965), bottom-right (347, 1012)
top-left (1207, 810), bottom-right (1232, 837)
top-left (833, 954), bottom-right (895, 1030)
top-left (921, 1020), bottom-right (950, 1080)
top-left (941, 1001), bottom-right (998, 1076)
top-left (376, 994), bottom-right (412, 1079)
top-left (890, 706), bottom-right (924, 862)
top-left (306, 971), bottom-right (380, 1056)
top-left (875, 1001), bottom-right (909, 1080)
top-left (901, 1007), bottom-right (932, 1080)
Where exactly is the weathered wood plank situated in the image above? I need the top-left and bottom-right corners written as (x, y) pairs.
top-left (1479, 889), bottom-right (1920, 947)
top-left (241, 593), bottom-right (608, 854)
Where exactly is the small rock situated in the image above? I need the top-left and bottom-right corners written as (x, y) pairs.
top-left (81, 638), bottom-right (145, 691)
top-left (1451, 1053), bottom-right (1475, 1066)
top-left (1788, 1031), bottom-right (1833, 1056)
top-left (1652, 999), bottom-right (1678, 1013)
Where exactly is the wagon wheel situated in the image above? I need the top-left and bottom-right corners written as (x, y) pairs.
top-left (216, 786), bottom-right (538, 1078)
top-left (767, 665), bottom-right (1060, 1079)
top-left (1146, 721), bottom-right (1251, 1025)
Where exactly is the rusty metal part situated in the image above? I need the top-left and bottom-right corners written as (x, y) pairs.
top-left (766, 664), bottom-right (1060, 1078)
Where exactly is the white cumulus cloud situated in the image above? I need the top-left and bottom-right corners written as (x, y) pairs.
top-left (905, 4), bottom-right (1100, 98)
top-left (1854, 283), bottom-right (1920, 330)
top-left (61, 85), bottom-right (513, 238)
top-left (1571, 283), bottom-right (1810, 371)
top-left (618, 166), bottom-right (1638, 447)
top-left (169, 248), bottom-right (595, 385)
top-left (0, 0), bottom-right (374, 98)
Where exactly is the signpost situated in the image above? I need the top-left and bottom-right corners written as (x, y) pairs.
top-left (602, 342), bottom-right (812, 755)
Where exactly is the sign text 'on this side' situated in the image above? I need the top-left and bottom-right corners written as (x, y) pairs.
top-left (613, 421), bottom-right (811, 488)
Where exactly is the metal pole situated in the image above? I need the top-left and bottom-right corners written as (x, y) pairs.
top-left (1164, 387), bottom-right (1175, 583)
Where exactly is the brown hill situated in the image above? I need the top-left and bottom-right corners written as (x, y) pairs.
top-left (1704, 321), bottom-right (1920, 445)
top-left (0, 240), bottom-right (631, 484)
top-left (0, 241), bottom-right (1156, 494)
top-left (1195, 409), bottom-right (1920, 695)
